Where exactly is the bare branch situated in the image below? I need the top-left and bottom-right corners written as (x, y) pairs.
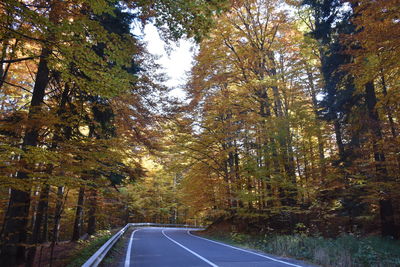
top-left (0, 56), bottom-right (39, 64)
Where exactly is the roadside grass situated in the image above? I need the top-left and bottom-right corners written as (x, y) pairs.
top-left (66, 230), bottom-right (113, 267)
top-left (100, 227), bottom-right (134, 267)
top-left (199, 232), bottom-right (400, 267)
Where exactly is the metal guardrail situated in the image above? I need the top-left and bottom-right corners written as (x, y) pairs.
top-left (82, 223), bottom-right (204, 267)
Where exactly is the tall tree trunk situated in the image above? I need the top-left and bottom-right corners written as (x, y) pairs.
top-left (379, 73), bottom-right (397, 139)
top-left (0, 1), bottom-right (63, 262)
top-left (268, 52), bottom-right (297, 206)
top-left (49, 187), bottom-right (66, 267)
top-left (285, 131), bottom-right (297, 206)
top-left (257, 84), bottom-right (281, 209)
top-left (26, 184), bottom-right (50, 267)
top-left (234, 144), bottom-right (243, 208)
top-left (380, 72), bottom-right (400, 171)
top-left (0, 46), bottom-right (51, 266)
top-left (307, 69), bottom-right (326, 178)
top-left (41, 197), bottom-right (49, 243)
top-left (228, 150), bottom-right (238, 209)
top-left (72, 187), bottom-right (85, 241)
top-left (27, 78), bottom-right (71, 266)
top-left (365, 81), bottom-right (397, 238)
top-left (29, 187), bottom-right (40, 234)
top-left (334, 119), bottom-right (346, 162)
top-left (52, 186), bottom-right (65, 244)
top-left (222, 142), bottom-right (232, 210)
top-left (87, 189), bottom-right (97, 236)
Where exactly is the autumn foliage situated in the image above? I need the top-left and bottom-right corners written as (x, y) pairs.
top-left (0, 0), bottom-right (225, 266)
top-left (0, 0), bottom-right (399, 266)
top-left (171, 0), bottom-right (400, 239)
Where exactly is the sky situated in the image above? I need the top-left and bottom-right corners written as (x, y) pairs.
top-left (134, 24), bottom-right (196, 99)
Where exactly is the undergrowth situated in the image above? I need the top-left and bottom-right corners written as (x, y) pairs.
top-left (202, 232), bottom-right (400, 267)
top-left (100, 228), bottom-right (132, 266)
top-left (66, 230), bottom-right (112, 267)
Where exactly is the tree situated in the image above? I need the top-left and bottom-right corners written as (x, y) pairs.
top-left (179, 0), bottom-right (330, 227)
top-left (343, 0), bottom-right (400, 238)
top-left (0, 0), bottom-right (228, 265)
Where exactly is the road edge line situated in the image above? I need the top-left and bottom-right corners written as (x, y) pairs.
top-left (124, 228), bottom-right (140, 267)
top-left (162, 229), bottom-right (219, 267)
top-left (187, 231), bottom-right (304, 267)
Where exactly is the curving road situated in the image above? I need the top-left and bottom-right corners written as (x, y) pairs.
top-left (122, 227), bottom-right (315, 267)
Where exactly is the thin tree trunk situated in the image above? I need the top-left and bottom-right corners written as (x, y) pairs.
top-left (268, 52), bottom-right (297, 206)
top-left (380, 72), bottom-right (400, 172)
top-left (307, 69), bottom-right (326, 178)
top-left (0, 39), bottom-right (10, 88)
top-left (234, 145), bottom-right (243, 208)
top-left (334, 119), bottom-right (346, 162)
top-left (29, 187), bottom-right (40, 234)
top-left (87, 189), bottom-right (97, 236)
top-left (41, 197), bottom-right (49, 243)
top-left (71, 187), bottom-right (85, 241)
top-left (26, 184), bottom-right (50, 267)
top-left (52, 186), bottom-right (64, 244)
top-left (49, 187), bottom-right (66, 267)
top-left (380, 72), bottom-right (397, 139)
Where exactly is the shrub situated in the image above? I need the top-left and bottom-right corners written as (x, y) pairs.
top-left (66, 231), bottom-right (112, 267)
top-left (202, 232), bottom-right (400, 266)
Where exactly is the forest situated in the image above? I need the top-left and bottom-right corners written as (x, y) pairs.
top-left (0, 0), bottom-right (399, 266)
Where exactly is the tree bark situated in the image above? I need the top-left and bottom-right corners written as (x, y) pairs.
top-left (49, 187), bottom-right (66, 267)
top-left (307, 69), bottom-right (326, 178)
top-left (0, 45), bottom-right (51, 266)
top-left (365, 81), bottom-right (397, 238)
top-left (26, 184), bottom-right (50, 267)
top-left (41, 193), bottom-right (49, 243)
top-left (52, 186), bottom-right (65, 244)
top-left (380, 72), bottom-right (400, 171)
top-left (71, 187), bottom-right (85, 241)
top-left (26, 77), bottom-right (71, 266)
top-left (268, 52), bottom-right (297, 206)
top-left (87, 189), bottom-right (97, 236)
top-left (334, 119), bottom-right (346, 162)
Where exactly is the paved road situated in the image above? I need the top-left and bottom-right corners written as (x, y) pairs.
top-left (123, 227), bottom-right (314, 267)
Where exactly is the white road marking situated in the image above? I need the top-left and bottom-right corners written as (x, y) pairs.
top-left (187, 231), bottom-right (305, 267)
top-left (124, 229), bottom-right (140, 267)
top-left (162, 229), bottom-right (219, 267)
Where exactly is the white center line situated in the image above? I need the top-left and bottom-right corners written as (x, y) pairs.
top-left (124, 229), bottom-right (140, 267)
top-left (187, 231), bottom-right (305, 267)
top-left (162, 229), bottom-right (219, 267)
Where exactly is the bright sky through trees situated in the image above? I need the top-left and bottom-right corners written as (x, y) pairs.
top-left (134, 24), bottom-right (195, 99)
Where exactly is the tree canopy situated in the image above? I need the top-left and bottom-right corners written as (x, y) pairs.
top-left (0, 0), bottom-right (399, 265)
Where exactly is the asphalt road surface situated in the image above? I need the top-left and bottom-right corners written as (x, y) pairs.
top-left (123, 227), bottom-right (315, 267)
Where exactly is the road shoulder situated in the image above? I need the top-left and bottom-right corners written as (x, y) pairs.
top-left (190, 231), bottom-right (319, 267)
top-left (100, 227), bottom-right (137, 267)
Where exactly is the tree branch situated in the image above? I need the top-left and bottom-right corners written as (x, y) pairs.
top-left (0, 56), bottom-right (39, 64)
